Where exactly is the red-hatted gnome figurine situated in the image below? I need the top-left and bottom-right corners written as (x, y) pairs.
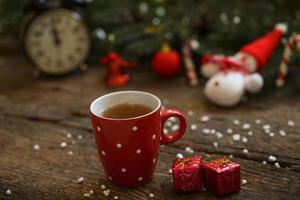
top-left (100, 52), bottom-right (137, 86)
top-left (183, 23), bottom-right (287, 106)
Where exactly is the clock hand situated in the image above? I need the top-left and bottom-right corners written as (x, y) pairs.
top-left (51, 19), bottom-right (61, 46)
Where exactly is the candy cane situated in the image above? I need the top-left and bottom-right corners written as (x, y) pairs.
top-left (182, 39), bottom-right (199, 86)
top-left (276, 33), bottom-right (300, 87)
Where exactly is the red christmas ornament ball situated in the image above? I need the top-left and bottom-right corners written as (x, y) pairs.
top-left (152, 45), bottom-right (181, 77)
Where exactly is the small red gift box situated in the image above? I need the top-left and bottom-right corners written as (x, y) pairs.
top-left (202, 158), bottom-right (241, 197)
top-left (172, 156), bottom-right (203, 192)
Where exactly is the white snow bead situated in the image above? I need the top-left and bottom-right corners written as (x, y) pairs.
top-left (103, 190), bottom-right (110, 197)
top-left (255, 119), bottom-right (261, 124)
top-left (213, 142), bottom-right (218, 148)
top-left (262, 161), bottom-right (267, 165)
top-left (77, 135), bottom-right (83, 140)
top-left (60, 142), bottom-right (67, 148)
top-left (245, 73), bottom-right (264, 93)
top-left (114, 196), bottom-right (119, 199)
top-left (187, 110), bottom-right (194, 116)
top-left (288, 120), bottom-right (295, 127)
top-left (216, 132), bottom-right (223, 139)
top-left (171, 124), bottom-right (179, 131)
top-left (6, 189), bottom-right (11, 195)
top-left (263, 124), bottom-right (271, 130)
top-left (229, 154), bottom-right (234, 159)
top-left (33, 144), bottom-right (40, 151)
top-left (242, 136), bottom-right (248, 143)
top-left (268, 155), bottom-right (277, 162)
top-left (264, 129), bottom-right (271, 134)
top-left (232, 134), bottom-right (241, 141)
top-left (169, 117), bottom-right (176, 122)
top-left (165, 121), bottom-right (172, 128)
top-left (241, 179), bottom-right (247, 186)
top-left (227, 128), bottom-right (233, 134)
top-left (66, 133), bottom-right (72, 138)
top-left (202, 128), bottom-right (210, 134)
top-left (101, 184), bottom-right (106, 190)
top-left (204, 71), bottom-right (245, 106)
top-left (233, 119), bottom-right (240, 125)
top-left (168, 168), bottom-right (173, 174)
top-left (242, 123), bottom-right (251, 130)
top-left (210, 129), bottom-right (216, 134)
top-left (269, 132), bottom-right (275, 137)
top-left (149, 193), bottom-right (155, 198)
top-left (247, 131), bottom-right (253, 136)
top-left (185, 147), bottom-right (194, 153)
top-left (242, 149), bottom-right (249, 154)
top-left (176, 153), bottom-right (183, 159)
top-left (76, 177), bottom-right (84, 183)
top-left (279, 130), bottom-right (286, 136)
top-left (274, 162), bottom-right (280, 168)
top-left (190, 124), bottom-right (197, 131)
top-left (200, 115), bottom-right (210, 122)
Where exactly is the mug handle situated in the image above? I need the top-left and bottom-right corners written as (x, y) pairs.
top-left (160, 109), bottom-right (187, 145)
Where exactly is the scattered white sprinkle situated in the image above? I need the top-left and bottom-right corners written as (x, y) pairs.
top-left (216, 132), bottom-right (223, 139)
top-left (149, 193), bottom-right (154, 198)
top-left (185, 146), bottom-right (194, 153)
top-left (6, 189), bottom-right (11, 195)
top-left (279, 130), bottom-right (286, 136)
top-left (268, 155), bottom-right (277, 162)
top-left (138, 177), bottom-right (143, 181)
top-left (60, 142), bottom-right (67, 148)
top-left (227, 129), bottom-right (233, 134)
top-left (190, 124), bottom-right (197, 131)
top-left (68, 151), bottom-right (73, 156)
top-left (263, 124), bottom-right (271, 130)
top-left (202, 128), bottom-right (210, 134)
top-left (152, 134), bottom-right (156, 140)
top-left (262, 161), bottom-right (267, 164)
top-left (102, 150), bottom-right (106, 155)
top-left (242, 149), bottom-right (249, 154)
top-left (269, 132), bottom-right (275, 137)
top-left (132, 126), bottom-right (138, 131)
top-left (136, 149), bottom-right (141, 154)
top-left (210, 129), bottom-right (216, 134)
top-left (77, 135), bottom-right (83, 140)
top-left (83, 193), bottom-right (90, 197)
top-left (101, 184), bottom-right (106, 190)
top-left (275, 162), bottom-right (280, 168)
top-left (33, 144), bottom-right (40, 151)
top-left (232, 134), bottom-right (241, 141)
top-left (114, 195), bottom-right (119, 199)
top-left (242, 123), bottom-right (251, 130)
top-left (116, 143), bottom-right (122, 148)
top-left (255, 119), bottom-right (261, 124)
top-left (288, 120), bottom-right (295, 127)
top-left (89, 190), bottom-right (94, 195)
top-left (76, 177), bottom-right (84, 183)
top-left (187, 110), bottom-right (194, 116)
top-left (103, 189), bottom-right (110, 197)
top-left (242, 136), bottom-right (248, 143)
top-left (241, 179), bottom-right (247, 185)
top-left (176, 153), bottom-right (183, 159)
top-left (233, 119), bottom-right (240, 125)
top-left (97, 126), bottom-right (101, 132)
top-left (229, 154), bottom-right (234, 159)
top-left (213, 142), bottom-right (218, 148)
top-left (264, 129), bottom-right (271, 134)
top-left (171, 124), bottom-right (179, 131)
top-left (247, 131), bottom-right (253, 136)
top-left (121, 168), bottom-right (126, 172)
top-left (168, 168), bottom-right (172, 174)
top-left (71, 140), bottom-right (76, 145)
top-left (200, 115), bottom-right (210, 122)
top-left (66, 133), bottom-right (72, 138)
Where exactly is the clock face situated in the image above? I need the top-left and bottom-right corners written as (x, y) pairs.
top-left (24, 9), bottom-right (91, 75)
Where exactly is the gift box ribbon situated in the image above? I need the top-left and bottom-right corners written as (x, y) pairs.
top-left (176, 157), bottom-right (197, 169)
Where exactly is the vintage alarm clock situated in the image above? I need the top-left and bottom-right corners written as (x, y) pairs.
top-left (21, 0), bottom-right (91, 75)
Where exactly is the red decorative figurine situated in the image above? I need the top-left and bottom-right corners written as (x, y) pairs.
top-left (100, 52), bottom-right (137, 86)
top-left (202, 158), bottom-right (241, 197)
top-left (172, 156), bottom-right (203, 192)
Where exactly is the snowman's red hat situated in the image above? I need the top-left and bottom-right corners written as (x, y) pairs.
top-left (240, 23), bottom-right (287, 70)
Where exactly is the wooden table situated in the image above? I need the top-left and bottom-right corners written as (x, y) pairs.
top-left (1, 49), bottom-right (300, 200)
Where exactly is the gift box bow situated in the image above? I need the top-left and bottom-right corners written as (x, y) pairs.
top-left (175, 157), bottom-right (199, 169)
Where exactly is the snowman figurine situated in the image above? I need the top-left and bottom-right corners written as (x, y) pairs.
top-left (183, 23), bottom-right (287, 106)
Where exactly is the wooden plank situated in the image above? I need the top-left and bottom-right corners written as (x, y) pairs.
top-left (0, 115), bottom-right (299, 200)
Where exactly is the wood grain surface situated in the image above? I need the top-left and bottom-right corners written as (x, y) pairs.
top-left (0, 50), bottom-right (300, 200)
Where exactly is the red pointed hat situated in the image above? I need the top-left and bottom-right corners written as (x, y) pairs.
top-left (240, 23), bottom-right (287, 70)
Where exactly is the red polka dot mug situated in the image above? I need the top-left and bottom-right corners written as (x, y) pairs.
top-left (90, 91), bottom-right (187, 187)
